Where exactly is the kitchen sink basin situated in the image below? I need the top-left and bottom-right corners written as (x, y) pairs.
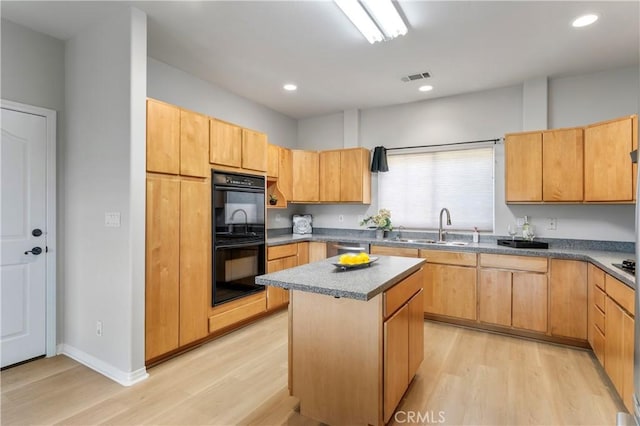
top-left (396, 238), bottom-right (468, 246)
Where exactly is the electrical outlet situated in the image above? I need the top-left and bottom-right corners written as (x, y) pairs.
top-left (96, 321), bottom-right (103, 337)
top-left (275, 214), bottom-right (282, 222)
top-left (338, 215), bottom-right (344, 222)
top-left (104, 212), bottom-right (121, 227)
top-left (516, 217), bottom-right (525, 227)
top-left (546, 217), bottom-right (557, 230)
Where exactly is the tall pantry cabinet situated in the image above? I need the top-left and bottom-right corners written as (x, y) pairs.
top-left (145, 99), bottom-right (210, 362)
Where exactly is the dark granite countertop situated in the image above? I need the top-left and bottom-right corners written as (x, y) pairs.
top-left (255, 255), bottom-right (426, 300)
top-left (266, 234), bottom-right (635, 290)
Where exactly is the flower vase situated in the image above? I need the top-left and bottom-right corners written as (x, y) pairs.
top-left (376, 229), bottom-right (384, 240)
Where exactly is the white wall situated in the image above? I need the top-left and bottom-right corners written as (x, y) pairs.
top-left (147, 58), bottom-right (297, 149)
top-left (297, 113), bottom-right (344, 150)
top-left (1, 19), bottom-right (66, 340)
top-left (295, 67), bottom-right (639, 242)
top-left (62, 7), bottom-right (147, 384)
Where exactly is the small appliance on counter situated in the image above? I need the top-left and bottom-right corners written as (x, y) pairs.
top-left (292, 214), bottom-right (312, 235)
top-left (612, 259), bottom-right (635, 276)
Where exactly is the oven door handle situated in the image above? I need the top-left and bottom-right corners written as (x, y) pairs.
top-left (215, 241), bottom-right (265, 250)
top-left (214, 184), bottom-right (264, 193)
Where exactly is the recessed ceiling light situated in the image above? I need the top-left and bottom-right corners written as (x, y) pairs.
top-left (283, 84), bottom-right (297, 91)
top-left (572, 14), bottom-right (598, 28)
top-left (418, 85), bottom-right (433, 92)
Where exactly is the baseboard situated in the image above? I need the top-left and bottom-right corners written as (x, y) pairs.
top-left (57, 343), bottom-right (149, 387)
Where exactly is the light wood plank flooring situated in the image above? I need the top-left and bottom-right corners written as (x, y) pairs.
top-left (2, 311), bottom-right (625, 425)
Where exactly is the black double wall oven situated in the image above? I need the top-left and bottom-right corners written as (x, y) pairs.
top-left (211, 170), bottom-right (266, 307)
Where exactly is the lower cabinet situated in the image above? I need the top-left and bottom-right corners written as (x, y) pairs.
top-left (421, 249), bottom-right (477, 320)
top-left (549, 259), bottom-right (588, 340)
top-left (478, 254), bottom-right (548, 333)
top-left (603, 275), bottom-right (635, 413)
top-left (383, 290), bottom-right (425, 420)
top-left (267, 243), bottom-right (298, 310)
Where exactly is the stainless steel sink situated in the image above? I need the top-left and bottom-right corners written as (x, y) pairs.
top-left (396, 238), bottom-right (468, 246)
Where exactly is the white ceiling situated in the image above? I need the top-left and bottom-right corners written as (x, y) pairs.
top-left (2, 1), bottom-right (639, 119)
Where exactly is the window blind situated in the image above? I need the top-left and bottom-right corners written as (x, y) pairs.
top-left (378, 147), bottom-right (494, 231)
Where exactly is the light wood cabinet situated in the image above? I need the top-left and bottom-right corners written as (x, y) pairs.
top-left (267, 144), bottom-right (279, 178)
top-left (147, 99), bottom-right (180, 175)
top-left (308, 241), bottom-right (327, 262)
top-left (279, 147), bottom-right (293, 201)
top-left (512, 272), bottom-right (548, 333)
top-left (340, 148), bottom-right (371, 203)
top-left (147, 99), bottom-right (209, 177)
top-left (479, 269), bottom-right (512, 327)
top-left (587, 264), bottom-right (606, 357)
top-left (505, 131), bottom-right (542, 202)
top-left (292, 150), bottom-right (319, 202)
top-left (584, 115), bottom-right (637, 202)
top-left (209, 121), bottom-right (267, 173)
top-left (478, 254), bottom-right (548, 334)
top-left (241, 128), bottom-right (268, 172)
top-left (178, 180), bottom-right (210, 346)
top-left (371, 245), bottom-right (418, 257)
top-left (505, 115), bottom-right (637, 204)
top-left (407, 290), bottom-right (424, 379)
top-left (542, 127), bottom-right (583, 202)
top-left (319, 150), bottom-right (341, 202)
top-left (549, 259), bottom-right (588, 340)
top-left (421, 249), bottom-right (477, 321)
top-left (145, 175), bottom-right (210, 362)
top-left (266, 243), bottom-right (298, 310)
top-left (384, 304), bottom-right (409, 422)
top-left (604, 274), bottom-right (635, 413)
top-left (209, 119), bottom-right (242, 168)
top-left (145, 176), bottom-right (180, 360)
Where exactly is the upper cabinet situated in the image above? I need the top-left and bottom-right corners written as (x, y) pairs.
top-left (292, 150), bottom-right (320, 202)
top-left (209, 119), bottom-right (268, 173)
top-left (505, 115), bottom-right (637, 204)
top-left (147, 99), bottom-right (209, 178)
top-left (505, 131), bottom-right (542, 202)
top-left (209, 119), bottom-right (242, 168)
top-left (584, 115), bottom-right (637, 202)
top-left (241, 128), bottom-right (268, 172)
top-left (339, 148), bottom-right (371, 203)
top-left (319, 148), bottom-right (371, 204)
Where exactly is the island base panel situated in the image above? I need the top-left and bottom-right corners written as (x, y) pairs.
top-left (291, 290), bottom-right (383, 426)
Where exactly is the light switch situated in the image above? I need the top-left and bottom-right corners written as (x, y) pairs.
top-left (105, 212), bottom-right (121, 227)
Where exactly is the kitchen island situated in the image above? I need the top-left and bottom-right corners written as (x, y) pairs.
top-left (256, 255), bottom-right (426, 425)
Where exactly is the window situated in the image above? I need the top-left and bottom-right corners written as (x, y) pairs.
top-left (378, 146), bottom-right (494, 231)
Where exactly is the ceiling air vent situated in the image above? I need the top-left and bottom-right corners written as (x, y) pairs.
top-left (401, 72), bottom-right (431, 82)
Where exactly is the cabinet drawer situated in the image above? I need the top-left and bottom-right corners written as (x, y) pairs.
top-left (593, 325), bottom-right (605, 365)
top-left (268, 243), bottom-right (298, 260)
top-left (384, 268), bottom-right (423, 319)
top-left (594, 286), bottom-right (606, 313)
top-left (593, 305), bottom-right (605, 335)
top-left (479, 254), bottom-right (547, 272)
top-left (371, 245), bottom-right (418, 258)
top-left (605, 275), bottom-right (635, 315)
top-left (419, 249), bottom-right (477, 267)
top-left (209, 297), bottom-right (266, 333)
top-left (589, 264), bottom-right (606, 291)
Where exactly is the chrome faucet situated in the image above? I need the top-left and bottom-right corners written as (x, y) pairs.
top-left (229, 208), bottom-right (248, 234)
top-left (438, 208), bottom-right (451, 242)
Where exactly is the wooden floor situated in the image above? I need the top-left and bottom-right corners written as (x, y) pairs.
top-left (1, 311), bottom-right (625, 425)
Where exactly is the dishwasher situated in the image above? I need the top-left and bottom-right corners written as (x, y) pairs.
top-left (326, 241), bottom-right (371, 257)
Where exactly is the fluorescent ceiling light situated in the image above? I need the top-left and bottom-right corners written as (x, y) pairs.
top-left (418, 85), bottom-right (433, 92)
top-left (335, 0), bottom-right (407, 44)
top-left (361, 0), bottom-right (408, 39)
top-left (572, 14), bottom-right (598, 27)
top-left (283, 83), bottom-right (297, 91)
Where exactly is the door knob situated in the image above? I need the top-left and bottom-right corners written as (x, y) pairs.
top-left (24, 247), bottom-right (43, 255)
top-left (32, 228), bottom-right (43, 237)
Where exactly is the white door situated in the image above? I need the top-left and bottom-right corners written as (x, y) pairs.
top-left (1, 107), bottom-right (47, 368)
